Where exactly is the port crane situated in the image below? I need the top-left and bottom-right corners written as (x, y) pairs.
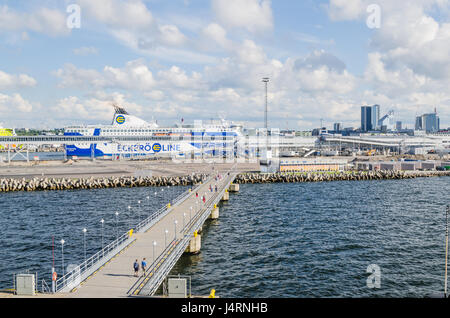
top-left (378, 110), bottom-right (394, 128)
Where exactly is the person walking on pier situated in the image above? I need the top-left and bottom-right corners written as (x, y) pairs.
top-left (133, 259), bottom-right (140, 277)
top-left (141, 258), bottom-right (147, 276)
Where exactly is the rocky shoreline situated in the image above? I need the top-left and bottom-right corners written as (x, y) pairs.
top-left (0, 170), bottom-right (449, 193)
top-left (0, 174), bottom-right (209, 192)
top-left (234, 170), bottom-right (450, 184)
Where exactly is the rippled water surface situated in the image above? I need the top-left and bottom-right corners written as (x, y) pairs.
top-left (0, 177), bottom-right (448, 297)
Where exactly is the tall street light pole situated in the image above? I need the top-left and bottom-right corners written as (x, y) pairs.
top-left (82, 228), bottom-right (87, 262)
top-left (60, 239), bottom-right (65, 276)
top-left (262, 77), bottom-right (270, 155)
top-left (100, 219), bottom-right (105, 257)
top-left (262, 77), bottom-right (270, 131)
top-left (115, 212), bottom-right (119, 239)
top-left (138, 200), bottom-right (141, 224)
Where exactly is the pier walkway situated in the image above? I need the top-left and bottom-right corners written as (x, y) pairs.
top-left (53, 167), bottom-right (238, 298)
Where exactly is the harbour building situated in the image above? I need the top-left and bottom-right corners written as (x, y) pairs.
top-left (361, 105), bottom-right (380, 132)
top-left (415, 111), bottom-right (440, 133)
top-left (279, 158), bottom-right (349, 172)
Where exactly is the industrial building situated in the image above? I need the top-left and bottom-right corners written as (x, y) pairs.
top-left (356, 160), bottom-right (450, 171)
top-left (415, 111), bottom-right (440, 133)
top-left (279, 158), bottom-right (349, 172)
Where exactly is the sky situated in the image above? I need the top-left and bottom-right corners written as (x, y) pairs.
top-left (0, 0), bottom-right (449, 130)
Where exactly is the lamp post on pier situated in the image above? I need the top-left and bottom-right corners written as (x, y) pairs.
top-left (115, 212), bottom-right (119, 239)
top-left (153, 241), bottom-right (157, 263)
top-left (60, 239), bottom-right (65, 276)
top-left (82, 228), bottom-right (87, 261)
top-left (100, 219), bottom-right (105, 257)
top-left (174, 220), bottom-right (178, 240)
top-left (137, 200), bottom-right (141, 224)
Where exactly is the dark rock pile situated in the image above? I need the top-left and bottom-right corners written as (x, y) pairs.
top-left (1, 170), bottom-right (448, 193)
top-left (0, 174), bottom-right (208, 192)
top-left (234, 170), bottom-right (450, 184)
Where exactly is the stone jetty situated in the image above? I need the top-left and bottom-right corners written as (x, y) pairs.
top-left (234, 170), bottom-right (450, 184)
top-left (0, 174), bottom-right (208, 193)
top-left (0, 170), bottom-right (449, 193)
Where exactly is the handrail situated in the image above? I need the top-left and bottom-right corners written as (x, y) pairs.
top-left (51, 166), bottom-right (237, 294)
top-left (41, 279), bottom-right (51, 294)
top-left (136, 169), bottom-right (238, 296)
top-left (52, 176), bottom-right (210, 293)
top-left (135, 176), bottom-right (210, 234)
top-left (55, 231), bottom-right (133, 292)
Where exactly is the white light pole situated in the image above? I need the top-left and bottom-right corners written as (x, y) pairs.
top-left (82, 228), bottom-right (87, 261)
top-left (128, 205), bottom-right (132, 229)
top-left (115, 212), bottom-right (119, 239)
top-left (174, 220), bottom-right (178, 240)
top-left (164, 229), bottom-right (169, 247)
top-left (60, 239), bottom-right (65, 276)
top-left (190, 206), bottom-right (193, 220)
top-left (262, 77), bottom-right (270, 130)
top-left (100, 219), bottom-right (105, 256)
top-left (153, 241), bottom-right (157, 263)
top-left (183, 213), bottom-right (186, 230)
top-left (138, 200), bottom-right (141, 223)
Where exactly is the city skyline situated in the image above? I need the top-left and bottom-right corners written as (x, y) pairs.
top-left (0, 0), bottom-right (449, 130)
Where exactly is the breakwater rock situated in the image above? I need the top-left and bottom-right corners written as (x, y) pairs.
top-left (0, 174), bottom-right (208, 193)
top-left (234, 170), bottom-right (450, 184)
top-left (1, 170), bottom-right (449, 193)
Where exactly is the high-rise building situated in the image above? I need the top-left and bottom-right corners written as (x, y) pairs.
top-left (415, 116), bottom-right (422, 130)
top-left (361, 105), bottom-right (380, 132)
top-left (396, 121), bottom-right (402, 131)
top-left (415, 110), bottom-right (440, 132)
top-left (334, 123), bottom-right (342, 132)
top-left (361, 106), bottom-right (372, 132)
top-left (371, 104), bottom-right (380, 130)
top-left (421, 113), bottom-right (439, 132)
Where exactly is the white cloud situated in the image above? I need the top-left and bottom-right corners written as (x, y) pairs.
top-left (55, 59), bottom-right (155, 91)
top-left (0, 93), bottom-right (33, 113)
top-left (237, 40), bottom-right (267, 64)
top-left (326, 0), bottom-right (366, 21)
top-left (103, 60), bottom-right (156, 90)
top-left (77, 0), bottom-right (153, 30)
top-left (201, 23), bottom-right (232, 50)
top-left (158, 25), bottom-right (188, 46)
top-left (0, 70), bottom-right (37, 89)
top-left (53, 93), bottom-right (144, 122)
top-left (325, 0), bottom-right (450, 126)
top-left (0, 5), bottom-right (69, 37)
top-left (157, 66), bottom-right (203, 89)
top-left (212, 0), bottom-right (274, 33)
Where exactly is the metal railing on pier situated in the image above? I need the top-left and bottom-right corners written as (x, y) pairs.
top-left (52, 177), bottom-right (209, 293)
top-left (132, 170), bottom-right (238, 296)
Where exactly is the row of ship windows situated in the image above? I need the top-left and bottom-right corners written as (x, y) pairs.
top-left (66, 130), bottom-right (177, 133)
top-left (65, 129), bottom-right (233, 133)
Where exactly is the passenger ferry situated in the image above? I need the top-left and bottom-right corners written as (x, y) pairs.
top-left (64, 105), bottom-right (243, 158)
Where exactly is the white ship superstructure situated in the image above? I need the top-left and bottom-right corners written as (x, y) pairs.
top-left (64, 105), bottom-right (242, 158)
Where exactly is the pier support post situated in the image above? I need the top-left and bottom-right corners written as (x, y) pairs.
top-left (185, 231), bottom-right (201, 254)
top-left (209, 205), bottom-right (219, 220)
top-left (229, 183), bottom-right (239, 193)
top-left (221, 190), bottom-right (229, 202)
